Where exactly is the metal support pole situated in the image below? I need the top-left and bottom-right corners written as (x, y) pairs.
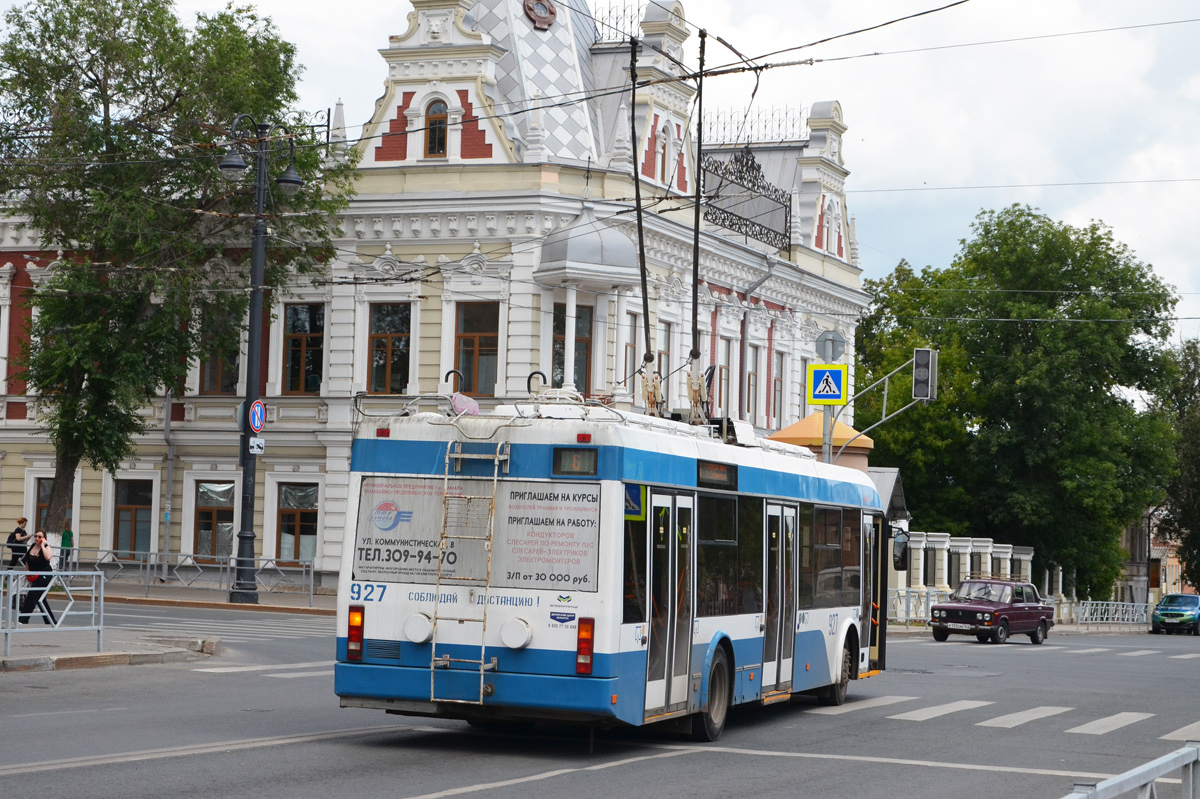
top-left (820, 337), bottom-right (835, 463)
top-left (230, 122), bottom-right (270, 604)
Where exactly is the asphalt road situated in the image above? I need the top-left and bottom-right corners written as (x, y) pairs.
top-left (2, 614), bottom-right (1197, 799)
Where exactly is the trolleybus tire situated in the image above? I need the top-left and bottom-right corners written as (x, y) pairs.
top-left (818, 643), bottom-right (851, 706)
top-left (990, 621), bottom-right (1009, 645)
top-left (691, 647), bottom-right (731, 742)
top-left (931, 628), bottom-right (949, 642)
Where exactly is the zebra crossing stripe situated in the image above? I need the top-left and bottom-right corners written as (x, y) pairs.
top-left (1169, 653), bottom-right (1200, 660)
top-left (194, 660), bottom-right (332, 674)
top-left (1066, 712), bottom-right (1154, 735)
top-left (805, 696), bottom-right (918, 716)
top-left (1063, 648), bottom-right (1111, 654)
top-left (888, 700), bottom-right (993, 721)
top-left (264, 670), bottom-right (334, 679)
top-left (1117, 650), bottom-right (1160, 657)
top-left (1161, 720), bottom-right (1200, 741)
top-left (976, 706), bottom-right (1073, 728)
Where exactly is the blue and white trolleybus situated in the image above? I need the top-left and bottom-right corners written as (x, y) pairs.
top-left (335, 392), bottom-right (892, 740)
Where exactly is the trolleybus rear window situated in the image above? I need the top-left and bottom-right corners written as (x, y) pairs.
top-left (354, 476), bottom-right (601, 592)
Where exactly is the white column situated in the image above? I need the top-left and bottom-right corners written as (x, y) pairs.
top-left (448, 107), bottom-right (464, 161)
top-left (562, 285), bottom-right (577, 391)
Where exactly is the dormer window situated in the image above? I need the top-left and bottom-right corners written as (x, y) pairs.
top-left (425, 100), bottom-right (448, 158)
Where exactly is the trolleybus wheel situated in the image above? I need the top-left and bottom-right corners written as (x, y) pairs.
top-left (691, 647), bottom-right (730, 742)
top-left (818, 644), bottom-right (851, 706)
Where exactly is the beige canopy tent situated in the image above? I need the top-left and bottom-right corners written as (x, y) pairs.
top-left (768, 413), bottom-right (874, 472)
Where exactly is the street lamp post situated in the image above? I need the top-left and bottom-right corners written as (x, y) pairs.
top-left (219, 114), bottom-right (304, 604)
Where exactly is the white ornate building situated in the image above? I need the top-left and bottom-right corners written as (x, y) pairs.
top-left (0, 0), bottom-right (870, 587)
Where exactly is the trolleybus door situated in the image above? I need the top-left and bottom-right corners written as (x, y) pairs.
top-left (865, 514), bottom-right (886, 672)
top-left (762, 504), bottom-right (797, 692)
top-left (644, 492), bottom-right (694, 719)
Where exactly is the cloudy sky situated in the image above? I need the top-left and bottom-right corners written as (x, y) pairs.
top-left (125, 1), bottom-right (1200, 337)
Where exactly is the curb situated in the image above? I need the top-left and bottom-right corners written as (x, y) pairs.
top-left (104, 594), bottom-right (335, 616)
top-left (0, 636), bottom-right (222, 673)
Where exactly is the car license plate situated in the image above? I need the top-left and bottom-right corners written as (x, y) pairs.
top-left (947, 623), bottom-right (971, 630)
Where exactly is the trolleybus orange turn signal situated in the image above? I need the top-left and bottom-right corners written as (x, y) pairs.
top-left (348, 605), bottom-right (365, 662)
top-left (576, 617), bottom-right (595, 674)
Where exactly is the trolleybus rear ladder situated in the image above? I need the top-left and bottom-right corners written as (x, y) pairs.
top-left (429, 440), bottom-right (509, 704)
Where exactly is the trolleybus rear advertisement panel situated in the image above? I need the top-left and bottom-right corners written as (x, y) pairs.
top-left (354, 476), bottom-right (601, 592)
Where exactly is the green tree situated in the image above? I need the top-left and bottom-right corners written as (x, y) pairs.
top-left (0, 0), bottom-right (357, 536)
top-left (1154, 340), bottom-right (1200, 589)
top-left (856, 261), bottom-right (976, 534)
top-left (857, 206), bottom-right (1176, 597)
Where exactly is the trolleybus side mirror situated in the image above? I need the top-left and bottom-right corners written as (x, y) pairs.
top-left (891, 527), bottom-right (910, 571)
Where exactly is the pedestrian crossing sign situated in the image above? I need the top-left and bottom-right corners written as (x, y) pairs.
top-left (808, 364), bottom-right (848, 405)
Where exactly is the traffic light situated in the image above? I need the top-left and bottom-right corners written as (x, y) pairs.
top-left (912, 348), bottom-right (937, 400)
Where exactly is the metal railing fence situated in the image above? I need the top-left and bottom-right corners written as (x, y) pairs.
top-left (1, 570), bottom-right (104, 657)
top-left (888, 587), bottom-right (950, 627)
top-left (887, 589), bottom-right (1149, 632)
top-left (1061, 741), bottom-right (1200, 798)
top-left (1077, 600), bottom-right (1150, 631)
top-left (66, 548), bottom-right (314, 606)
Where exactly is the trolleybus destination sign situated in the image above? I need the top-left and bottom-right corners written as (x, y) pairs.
top-left (353, 476), bottom-right (601, 592)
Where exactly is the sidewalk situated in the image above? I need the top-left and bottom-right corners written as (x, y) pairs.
top-left (1, 583), bottom-right (335, 674)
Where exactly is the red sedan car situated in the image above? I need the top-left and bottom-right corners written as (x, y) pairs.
top-left (929, 579), bottom-right (1055, 644)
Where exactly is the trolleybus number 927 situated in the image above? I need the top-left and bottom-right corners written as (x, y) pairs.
top-left (348, 583), bottom-right (387, 602)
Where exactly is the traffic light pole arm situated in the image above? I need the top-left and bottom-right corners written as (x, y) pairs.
top-left (834, 397), bottom-right (924, 464)
top-left (828, 355), bottom-right (916, 464)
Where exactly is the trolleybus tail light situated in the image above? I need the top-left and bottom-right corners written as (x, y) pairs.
top-left (348, 605), bottom-right (365, 661)
top-left (577, 433), bottom-right (591, 443)
top-left (576, 617), bottom-right (595, 675)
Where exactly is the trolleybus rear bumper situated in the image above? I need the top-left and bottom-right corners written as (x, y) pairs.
top-left (335, 662), bottom-right (633, 724)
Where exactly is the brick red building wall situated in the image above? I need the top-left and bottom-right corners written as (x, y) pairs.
top-left (375, 92), bottom-right (417, 162)
top-left (456, 90), bottom-right (492, 159)
top-left (641, 114), bottom-right (660, 178)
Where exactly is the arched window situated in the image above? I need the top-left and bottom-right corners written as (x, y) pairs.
top-left (425, 100), bottom-right (448, 158)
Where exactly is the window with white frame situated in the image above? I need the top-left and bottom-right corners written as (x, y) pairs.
top-left (277, 483), bottom-right (318, 563)
top-left (656, 321), bottom-right (672, 408)
top-left (716, 337), bottom-right (731, 416)
top-left (624, 312), bottom-right (639, 398)
top-left (552, 303), bottom-right (593, 393)
top-left (369, 303), bottom-right (411, 394)
top-left (284, 303), bottom-right (325, 395)
top-left (745, 345), bottom-right (760, 425)
top-left (114, 479), bottom-right (153, 557)
top-left (194, 481), bottom-right (235, 560)
top-left (799, 356), bottom-right (809, 419)
top-left (771, 351), bottom-right (785, 429)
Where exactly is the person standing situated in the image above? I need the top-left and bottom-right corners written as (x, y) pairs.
top-left (20, 531), bottom-right (57, 625)
top-left (59, 527), bottom-right (74, 572)
top-left (6, 517), bottom-right (29, 569)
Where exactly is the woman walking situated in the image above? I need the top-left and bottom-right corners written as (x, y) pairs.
top-left (20, 531), bottom-right (57, 625)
